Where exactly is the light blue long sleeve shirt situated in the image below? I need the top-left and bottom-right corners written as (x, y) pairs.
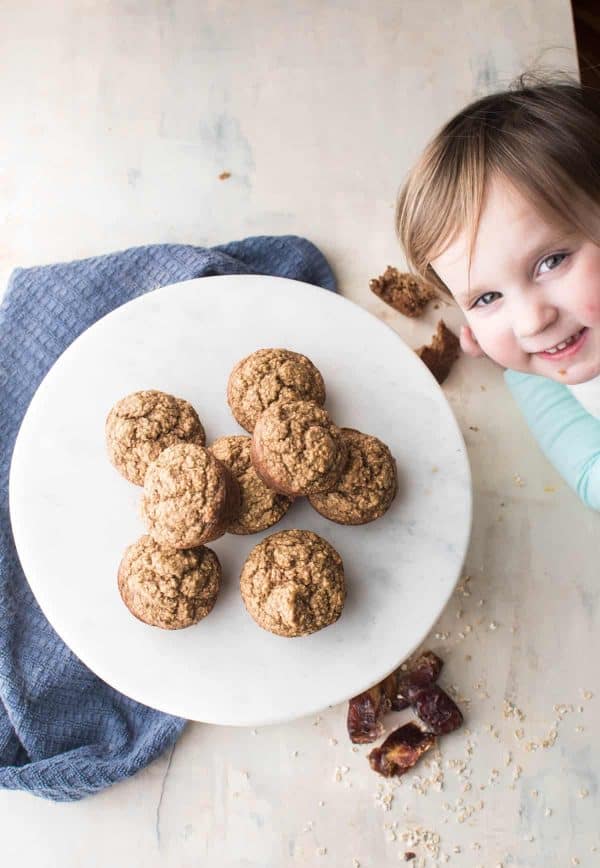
top-left (504, 370), bottom-right (600, 510)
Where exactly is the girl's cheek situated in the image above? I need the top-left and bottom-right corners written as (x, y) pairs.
top-left (472, 325), bottom-right (517, 366)
top-left (570, 258), bottom-right (600, 323)
top-left (582, 301), bottom-right (600, 324)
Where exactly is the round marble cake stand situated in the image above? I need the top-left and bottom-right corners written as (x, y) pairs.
top-left (9, 275), bottom-right (471, 726)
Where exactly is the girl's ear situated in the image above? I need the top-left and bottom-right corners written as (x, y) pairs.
top-left (460, 325), bottom-right (486, 358)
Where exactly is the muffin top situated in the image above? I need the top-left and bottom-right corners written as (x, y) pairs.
top-left (251, 399), bottom-right (347, 496)
top-left (141, 443), bottom-right (239, 548)
top-left (106, 390), bottom-right (205, 485)
top-left (240, 529), bottom-right (345, 637)
top-left (118, 534), bottom-right (221, 629)
top-left (309, 428), bottom-right (397, 524)
top-left (227, 348), bottom-right (326, 432)
top-left (209, 435), bottom-right (292, 534)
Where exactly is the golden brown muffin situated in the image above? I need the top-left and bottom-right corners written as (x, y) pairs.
top-left (239, 529), bottom-right (345, 637)
top-left (106, 390), bottom-right (205, 485)
top-left (227, 348), bottom-right (326, 432)
top-left (209, 435), bottom-right (292, 534)
top-left (251, 400), bottom-right (347, 496)
top-left (118, 535), bottom-right (221, 629)
top-left (141, 443), bottom-right (240, 549)
top-left (308, 428), bottom-right (397, 525)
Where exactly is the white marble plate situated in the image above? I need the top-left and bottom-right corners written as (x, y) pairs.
top-left (9, 275), bottom-right (471, 726)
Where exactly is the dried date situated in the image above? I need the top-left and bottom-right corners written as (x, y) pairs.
top-left (368, 722), bottom-right (436, 777)
top-left (393, 650), bottom-right (444, 710)
top-left (411, 684), bottom-right (463, 735)
top-left (347, 672), bottom-right (397, 743)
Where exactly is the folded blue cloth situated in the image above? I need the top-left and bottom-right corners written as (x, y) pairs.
top-left (0, 236), bottom-right (336, 802)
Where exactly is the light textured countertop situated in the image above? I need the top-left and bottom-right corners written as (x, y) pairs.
top-left (1, 2), bottom-right (597, 866)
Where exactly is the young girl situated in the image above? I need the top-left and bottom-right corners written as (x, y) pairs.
top-left (396, 71), bottom-right (600, 510)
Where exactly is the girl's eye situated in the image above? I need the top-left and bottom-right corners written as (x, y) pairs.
top-left (538, 252), bottom-right (567, 274)
top-left (473, 291), bottom-right (501, 308)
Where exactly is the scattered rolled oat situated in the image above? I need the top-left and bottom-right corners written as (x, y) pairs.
top-left (503, 700), bottom-right (526, 721)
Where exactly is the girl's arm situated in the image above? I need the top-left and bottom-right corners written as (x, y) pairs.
top-left (504, 370), bottom-right (600, 510)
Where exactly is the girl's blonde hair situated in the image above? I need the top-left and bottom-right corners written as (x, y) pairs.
top-left (396, 71), bottom-right (600, 297)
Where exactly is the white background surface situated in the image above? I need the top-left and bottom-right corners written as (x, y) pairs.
top-left (9, 275), bottom-right (471, 725)
top-left (2, 2), bottom-right (598, 867)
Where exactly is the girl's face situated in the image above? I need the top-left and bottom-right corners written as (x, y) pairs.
top-left (430, 174), bottom-right (600, 385)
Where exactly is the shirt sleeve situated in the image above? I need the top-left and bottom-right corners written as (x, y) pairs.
top-left (504, 369), bottom-right (600, 510)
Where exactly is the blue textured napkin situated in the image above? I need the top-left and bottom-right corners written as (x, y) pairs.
top-left (0, 235), bottom-right (336, 802)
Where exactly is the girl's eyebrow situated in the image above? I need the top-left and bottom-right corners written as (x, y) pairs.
top-left (458, 229), bottom-right (577, 307)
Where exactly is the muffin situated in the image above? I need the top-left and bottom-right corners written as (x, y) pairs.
top-left (251, 400), bottom-right (347, 496)
top-left (141, 443), bottom-right (240, 549)
top-left (227, 348), bottom-right (326, 432)
top-left (209, 435), bottom-right (292, 534)
top-left (118, 534), bottom-right (221, 629)
top-left (106, 390), bottom-right (205, 485)
top-left (239, 529), bottom-right (345, 637)
top-left (308, 428), bottom-right (397, 524)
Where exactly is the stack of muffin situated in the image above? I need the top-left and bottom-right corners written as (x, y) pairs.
top-left (107, 349), bottom-right (397, 638)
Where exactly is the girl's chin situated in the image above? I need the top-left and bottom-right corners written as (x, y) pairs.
top-left (543, 360), bottom-right (600, 385)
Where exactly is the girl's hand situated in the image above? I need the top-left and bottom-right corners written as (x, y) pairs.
top-left (460, 325), bottom-right (486, 358)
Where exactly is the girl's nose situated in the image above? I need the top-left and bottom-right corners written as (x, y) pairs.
top-left (513, 296), bottom-right (559, 339)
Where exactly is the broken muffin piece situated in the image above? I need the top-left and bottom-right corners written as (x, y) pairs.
top-left (417, 320), bottom-right (460, 385)
top-left (369, 266), bottom-right (437, 317)
top-left (368, 722), bottom-right (436, 777)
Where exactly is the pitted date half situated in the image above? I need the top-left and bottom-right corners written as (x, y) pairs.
top-left (368, 722), bottom-right (436, 777)
top-left (411, 683), bottom-right (463, 735)
top-left (393, 650), bottom-right (444, 710)
top-left (347, 672), bottom-right (397, 743)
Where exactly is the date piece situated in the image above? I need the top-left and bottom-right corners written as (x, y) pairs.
top-left (368, 722), bottom-right (436, 777)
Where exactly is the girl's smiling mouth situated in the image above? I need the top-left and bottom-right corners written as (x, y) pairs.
top-left (535, 327), bottom-right (588, 360)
